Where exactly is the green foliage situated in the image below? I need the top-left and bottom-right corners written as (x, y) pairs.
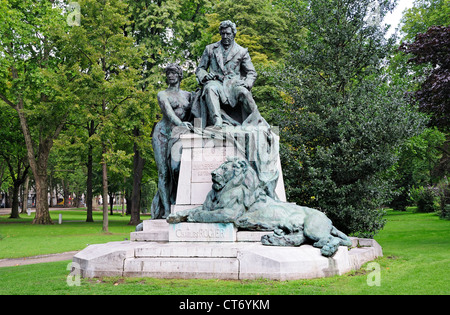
top-left (140, 180), bottom-right (157, 213)
top-left (400, 0), bottom-right (450, 41)
top-left (126, 0), bottom-right (211, 86)
top-left (388, 127), bottom-right (446, 210)
top-left (0, 0), bottom-right (70, 129)
top-left (435, 177), bottom-right (450, 219)
top-left (409, 185), bottom-right (440, 212)
top-left (273, 0), bottom-right (427, 237)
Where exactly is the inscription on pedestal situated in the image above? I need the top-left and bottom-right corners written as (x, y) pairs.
top-left (191, 147), bottom-right (237, 183)
top-left (169, 223), bottom-right (237, 242)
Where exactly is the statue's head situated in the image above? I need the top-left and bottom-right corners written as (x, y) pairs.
top-left (165, 63), bottom-right (183, 84)
top-left (219, 20), bottom-right (237, 47)
top-left (210, 157), bottom-right (259, 192)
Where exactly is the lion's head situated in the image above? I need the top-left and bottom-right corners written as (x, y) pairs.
top-left (210, 157), bottom-right (259, 192)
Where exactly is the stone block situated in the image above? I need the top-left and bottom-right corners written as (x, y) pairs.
top-left (168, 222), bottom-right (237, 242)
top-left (172, 204), bottom-right (201, 213)
top-left (130, 231), bottom-right (169, 242)
top-left (123, 257), bottom-right (239, 279)
top-left (237, 244), bottom-right (352, 281)
top-left (130, 219), bottom-right (170, 242)
top-left (143, 219), bottom-right (169, 231)
top-left (72, 241), bottom-right (140, 278)
top-left (236, 231), bottom-right (273, 242)
top-left (190, 183), bottom-right (213, 204)
top-left (174, 133), bottom-right (286, 209)
top-left (134, 242), bottom-right (240, 258)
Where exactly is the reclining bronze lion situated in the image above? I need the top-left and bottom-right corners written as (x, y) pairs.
top-left (167, 157), bottom-right (352, 257)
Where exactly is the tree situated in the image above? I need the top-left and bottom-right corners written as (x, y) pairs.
top-left (0, 0), bottom-right (70, 224)
top-left (399, 26), bottom-right (450, 131)
top-left (125, 0), bottom-right (211, 224)
top-left (55, 0), bottom-right (150, 231)
top-left (400, 0), bottom-right (450, 41)
top-left (0, 104), bottom-right (29, 218)
top-left (389, 127), bottom-right (446, 210)
top-left (273, 0), bottom-right (427, 237)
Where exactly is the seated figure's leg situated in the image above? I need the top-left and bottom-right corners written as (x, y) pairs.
top-left (236, 86), bottom-right (258, 115)
top-left (203, 83), bottom-right (223, 127)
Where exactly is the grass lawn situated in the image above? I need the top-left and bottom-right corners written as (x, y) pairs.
top-left (0, 209), bottom-right (138, 259)
top-left (0, 207), bottom-right (449, 295)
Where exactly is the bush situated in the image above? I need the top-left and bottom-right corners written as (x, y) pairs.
top-left (389, 190), bottom-right (410, 211)
top-left (409, 185), bottom-right (439, 213)
top-left (436, 177), bottom-right (450, 219)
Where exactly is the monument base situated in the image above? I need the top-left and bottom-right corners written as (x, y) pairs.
top-left (74, 221), bottom-right (383, 280)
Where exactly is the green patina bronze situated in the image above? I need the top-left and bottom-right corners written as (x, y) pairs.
top-left (151, 64), bottom-right (193, 219)
top-left (167, 157), bottom-right (352, 257)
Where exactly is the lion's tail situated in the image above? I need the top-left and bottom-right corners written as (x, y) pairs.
top-left (331, 226), bottom-right (352, 246)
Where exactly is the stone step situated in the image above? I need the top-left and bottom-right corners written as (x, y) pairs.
top-left (143, 219), bottom-right (169, 231)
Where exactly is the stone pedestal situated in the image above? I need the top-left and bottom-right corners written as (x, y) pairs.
top-left (172, 132), bottom-right (286, 213)
top-left (77, 219), bottom-right (386, 280)
top-left (73, 235), bottom-right (382, 280)
top-left (74, 131), bottom-right (383, 281)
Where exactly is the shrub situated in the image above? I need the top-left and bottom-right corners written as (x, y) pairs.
top-left (409, 185), bottom-right (439, 213)
top-left (436, 177), bottom-right (450, 219)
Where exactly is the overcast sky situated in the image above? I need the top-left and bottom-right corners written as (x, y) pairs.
top-left (383, 0), bottom-right (416, 37)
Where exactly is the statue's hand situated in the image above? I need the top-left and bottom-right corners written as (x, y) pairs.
top-left (203, 73), bottom-right (216, 82)
top-left (182, 122), bottom-right (194, 130)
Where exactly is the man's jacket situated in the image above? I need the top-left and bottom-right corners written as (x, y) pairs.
top-left (195, 41), bottom-right (257, 107)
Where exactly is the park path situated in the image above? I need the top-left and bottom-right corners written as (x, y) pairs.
top-left (0, 251), bottom-right (79, 268)
top-left (0, 208), bottom-right (81, 267)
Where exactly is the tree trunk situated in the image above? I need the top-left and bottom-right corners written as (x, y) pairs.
top-left (109, 193), bottom-right (114, 215)
top-left (14, 97), bottom-right (58, 225)
top-left (86, 121), bottom-right (94, 222)
top-left (21, 175), bottom-right (29, 214)
top-left (101, 143), bottom-right (109, 232)
top-left (9, 182), bottom-right (20, 219)
top-left (126, 193), bottom-right (132, 215)
top-left (129, 127), bottom-right (144, 226)
top-left (48, 173), bottom-right (54, 207)
top-left (33, 174), bottom-right (52, 224)
top-left (62, 179), bottom-right (70, 208)
top-left (86, 144), bottom-right (94, 222)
